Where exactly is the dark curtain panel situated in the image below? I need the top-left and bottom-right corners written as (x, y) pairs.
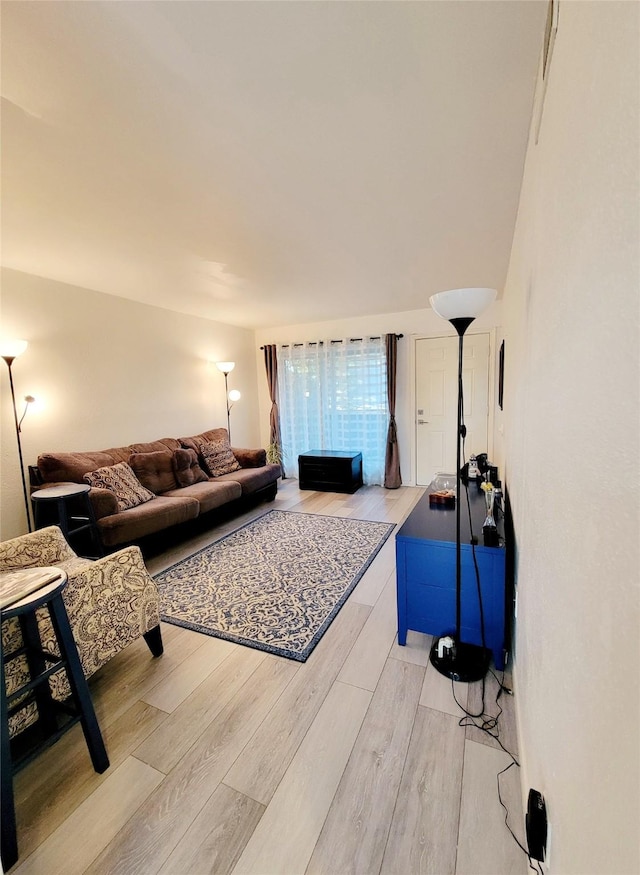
top-left (384, 333), bottom-right (402, 489)
top-left (263, 344), bottom-right (283, 469)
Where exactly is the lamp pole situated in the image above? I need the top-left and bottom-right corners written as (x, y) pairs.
top-left (223, 370), bottom-right (231, 439)
top-left (216, 361), bottom-right (235, 442)
top-left (2, 352), bottom-right (33, 532)
top-left (427, 289), bottom-right (497, 683)
top-left (452, 318), bottom-right (473, 653)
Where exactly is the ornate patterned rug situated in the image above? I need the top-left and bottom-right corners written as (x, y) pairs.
top-left (155, 510), bottom-right (394, 661)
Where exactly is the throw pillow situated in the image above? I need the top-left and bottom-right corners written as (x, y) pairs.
top-left (128, 451), bottom-right (178, 494)
top-left (200, 439), bottom-right (241, 478)
top-left (172, 448), bottom-right (209, 487)
top-left (84, 462), bottom-right (155, 512)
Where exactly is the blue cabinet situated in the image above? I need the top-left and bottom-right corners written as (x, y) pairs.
top-left (396, 488), bottom-right (507, 669)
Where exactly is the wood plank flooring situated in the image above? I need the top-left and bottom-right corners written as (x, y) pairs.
top-left (9, 481), bottom-right (527, 875)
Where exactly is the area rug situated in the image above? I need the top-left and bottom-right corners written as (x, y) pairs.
top-left (154, 510), bottom-right (394, 661)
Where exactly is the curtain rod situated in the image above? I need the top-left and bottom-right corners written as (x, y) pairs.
top-left (260, 334), bottom-right (403, 350)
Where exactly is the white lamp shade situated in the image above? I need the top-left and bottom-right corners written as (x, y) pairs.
top-left (0, 339), bottom-right (28, 359)
top-left (228, 389), bottom-right (241, 402)
top-left (216, 361), bottom-right (235, 374)
top-left (429, 288), bottom-right (497, 321)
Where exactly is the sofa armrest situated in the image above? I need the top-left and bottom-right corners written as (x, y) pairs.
top-left (86, 486), bottom-right (119, 520)
top-left (232, 447), bottom-right (267, 468)
top-left (0, 525), bottom-right (77, 569)
top-left (62, 546), bottom-right (161, 665)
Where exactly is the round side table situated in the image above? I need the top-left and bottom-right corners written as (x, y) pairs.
top-left (31, 483), bottom-right (103, 557)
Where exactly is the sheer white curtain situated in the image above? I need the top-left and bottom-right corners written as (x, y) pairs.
top-left (277, 337), bottom-right (387, 485)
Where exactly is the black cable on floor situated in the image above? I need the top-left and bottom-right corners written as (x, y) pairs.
top-left (497, 761), bottom-right (544, 874)
top-left (455, 417), bottom-right (543, 873)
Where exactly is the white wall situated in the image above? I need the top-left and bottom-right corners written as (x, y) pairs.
top-left (0, 268), bottom-right (260, 540)
top-left (255, 302), bottom-right (502, 485)
top-left (501, 3), bottom-right (639, 873)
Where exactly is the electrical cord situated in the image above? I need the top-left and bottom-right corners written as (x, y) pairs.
top-left (452, 663), bottom-right (543, 873)
top-left (497, 761), bottom-right (544, 874)
top-left (456, 380), bottom-right (544, 874)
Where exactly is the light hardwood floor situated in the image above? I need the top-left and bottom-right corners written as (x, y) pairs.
top-left (9, 481), bottom-right (527, 875)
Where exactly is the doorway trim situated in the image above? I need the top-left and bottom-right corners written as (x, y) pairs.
top-left (408, 328), bottom-right (497, 487)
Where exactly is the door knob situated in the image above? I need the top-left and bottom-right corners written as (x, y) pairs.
top-left (418, 419), bottom-right (429, 424)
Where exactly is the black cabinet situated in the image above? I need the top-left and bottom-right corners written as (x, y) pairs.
top-left (298, 450), bottom-right (363, 494)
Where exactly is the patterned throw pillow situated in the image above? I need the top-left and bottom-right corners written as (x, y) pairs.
top-left (84, 462), bottom-right (155, 511)
top-left (199, 439), bottom-right (241, 478)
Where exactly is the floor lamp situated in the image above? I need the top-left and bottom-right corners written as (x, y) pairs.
top-left (428, 287), bottom-right (497, 683)
top-left (227, 389), bottom-right (241, 443)
top-left (216, 361), bottom-right (235, 441)
top-left (1, 339), bottom-right (33, 533)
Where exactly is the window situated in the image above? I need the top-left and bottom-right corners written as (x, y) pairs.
top-left (277, 337), bottom-right (387, 484)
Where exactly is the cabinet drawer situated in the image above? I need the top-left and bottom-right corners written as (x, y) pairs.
top-left (405, 544), bottom-right (455, 589)
top-left (403, 542), bottom-right (504, 592)
top-left (407, 583), bottom-right (501, 633)
top-left (406, 585), bottom-right (455, 636)
top-left (300, 461), bottom-right (344, 474)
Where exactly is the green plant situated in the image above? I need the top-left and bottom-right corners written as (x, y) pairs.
top-left (267, 442), bottom-right (282, 465)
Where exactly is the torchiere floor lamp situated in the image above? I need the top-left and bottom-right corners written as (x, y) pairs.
top-left (227, 389), bottom-right (241, 443)
top-left (1, 339), bottom-right (33, 532)
top-left (428, 287), bottom-right (497, 683)
top-left (216, 361), bottom-right (235, 441)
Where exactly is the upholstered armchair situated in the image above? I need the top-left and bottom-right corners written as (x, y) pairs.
top-left (0, 525), bottom-right (163, 736)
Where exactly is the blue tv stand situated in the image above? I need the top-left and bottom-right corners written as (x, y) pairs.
top-left (395, 487), bottom-right (507, 670)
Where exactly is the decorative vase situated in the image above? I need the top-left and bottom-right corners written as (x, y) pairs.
top-left (483, 485), bottom-right (496, 529)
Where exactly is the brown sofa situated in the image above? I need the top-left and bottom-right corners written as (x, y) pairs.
top-left (31, 428), bottom-right (282, 549)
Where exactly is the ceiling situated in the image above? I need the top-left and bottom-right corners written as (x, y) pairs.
top-left (0, 1), bottom-right (547, 330)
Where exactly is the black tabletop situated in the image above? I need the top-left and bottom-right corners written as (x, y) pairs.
top-left (299, 450), bottom-right (362, 459)
top-left (398, 484), bottom-right (504, 548)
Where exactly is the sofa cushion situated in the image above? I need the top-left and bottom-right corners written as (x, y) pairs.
top-left (163, 479), bottom-right (242, 513)
top-left (172, 448), bottom-right (208, 487)
top-left (101, 446), bottom-right (136, 464)
top-left (214, 463), bottom-right (282, 495)
top-left (84, 462), bottom-right (155, 512)
top-left (96, 495), bottom-right (199, 547)
top-left (179, 428), bottom-right (229, 456)
top-left (128, 438), bottom-right (182, 455)
top-left (231, 447), bottom-right (267, 468)
top-left (128, 451), bottom-right (178, 494)
top-left (38, 451), bottom-right (116, 484)
top-left (200, 439), bottom-right (241, 477)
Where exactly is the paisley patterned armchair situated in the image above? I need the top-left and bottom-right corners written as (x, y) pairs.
top-left (0, 526), bottom-right (163, 736)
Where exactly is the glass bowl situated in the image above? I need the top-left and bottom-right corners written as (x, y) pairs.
top-left (429, 473), bottom-right (457, 493)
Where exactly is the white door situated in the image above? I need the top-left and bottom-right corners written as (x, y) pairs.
top-left (415, 333), bottom-right (491, 486)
